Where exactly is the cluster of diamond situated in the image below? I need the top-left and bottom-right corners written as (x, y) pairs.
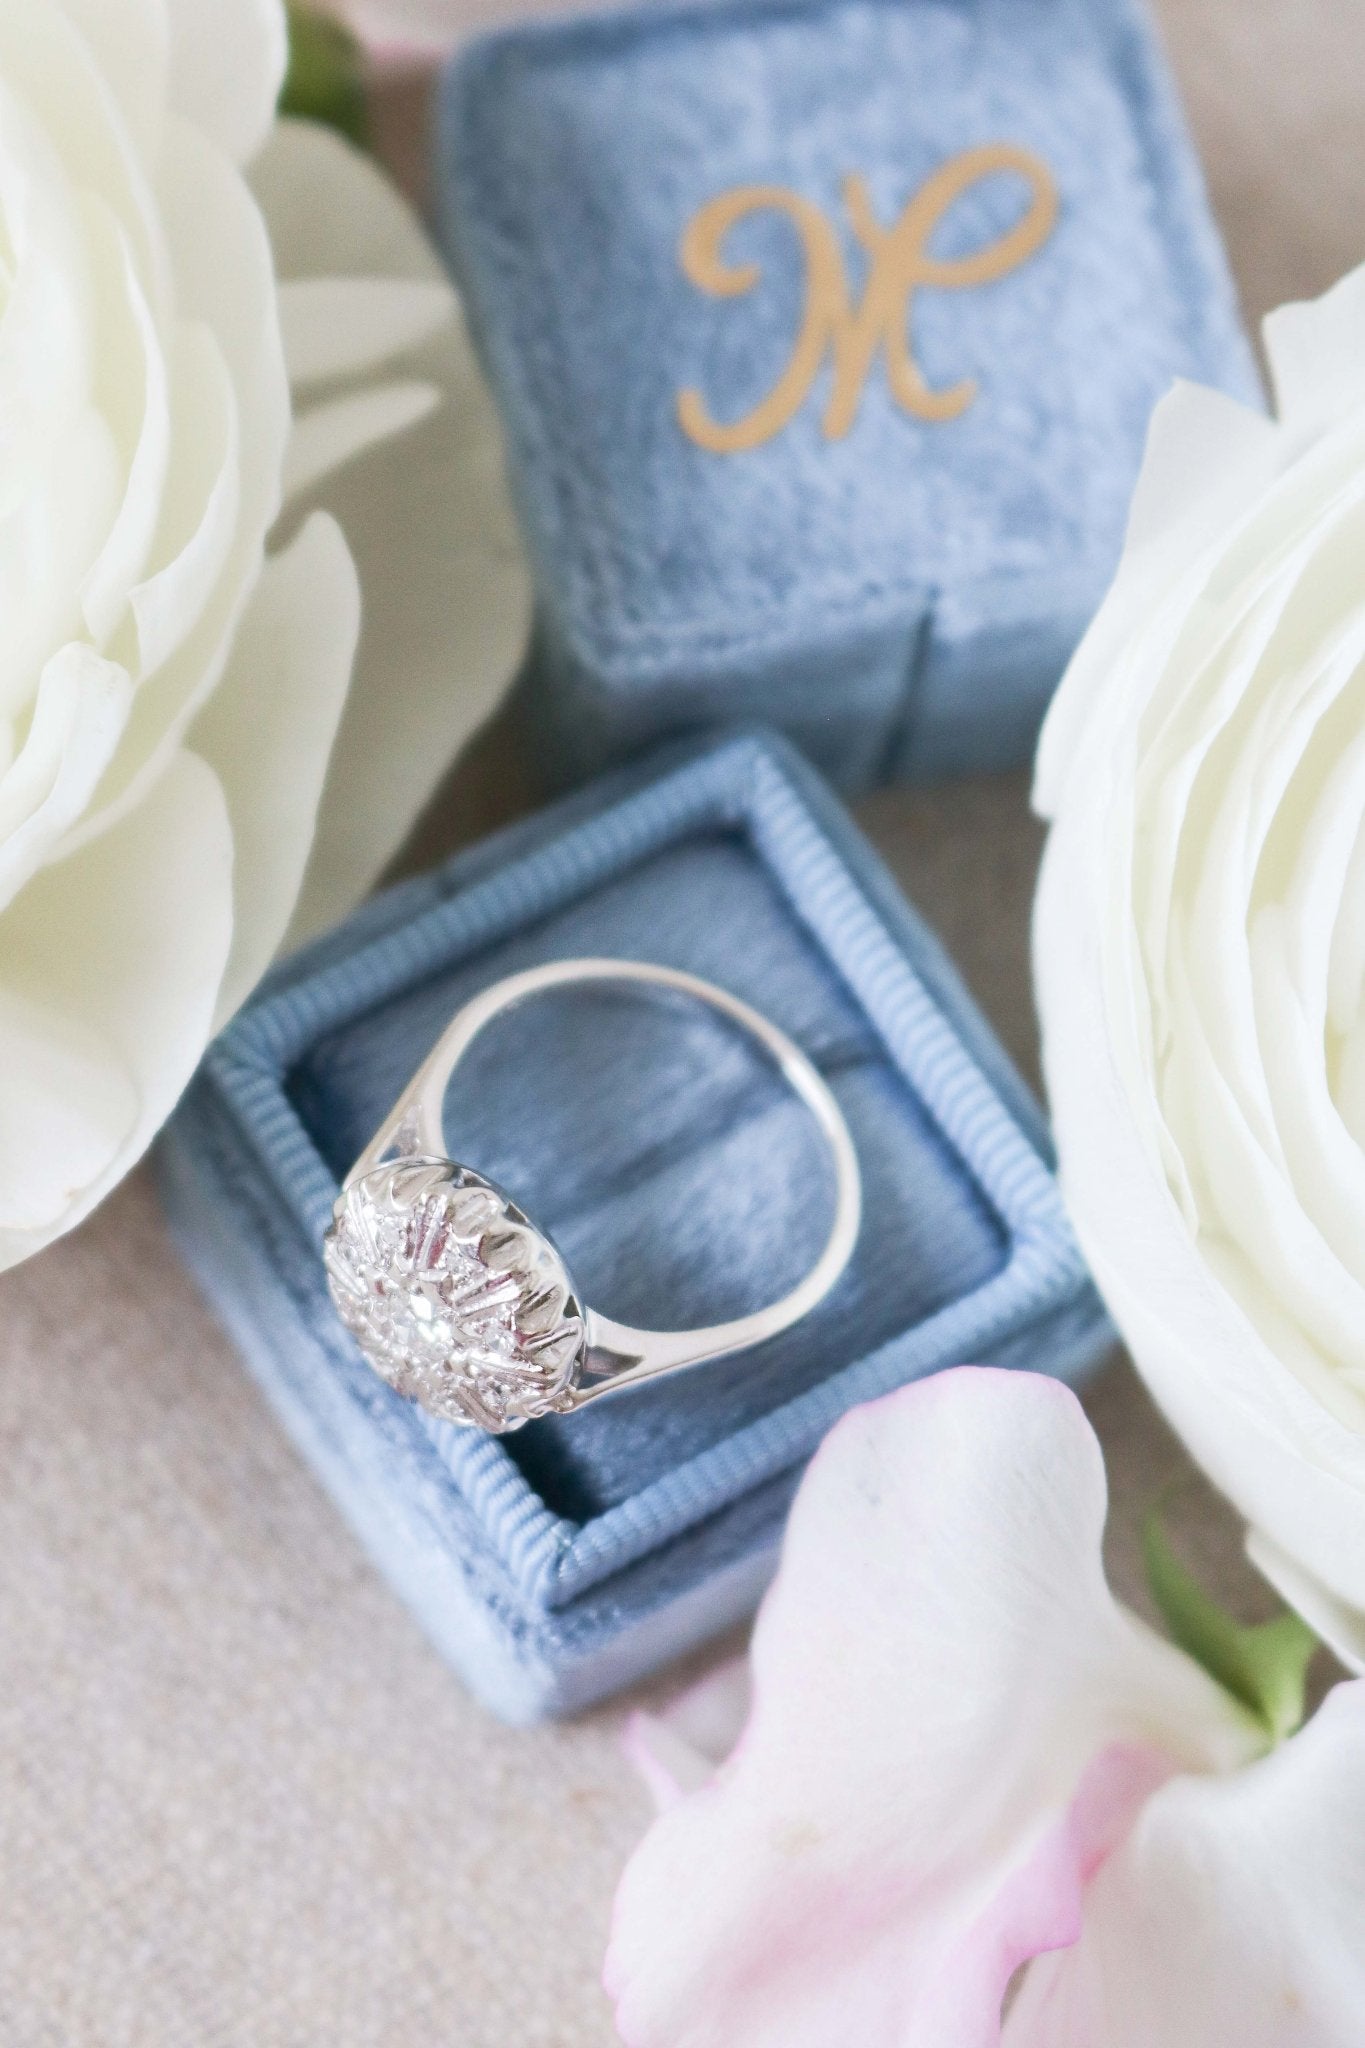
top-left (323, 1157), bottom-right (584, 1431)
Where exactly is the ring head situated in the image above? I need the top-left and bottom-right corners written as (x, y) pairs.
top-left (324, 1158), bottom-right (585, 1432)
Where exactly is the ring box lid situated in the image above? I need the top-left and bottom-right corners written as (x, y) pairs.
top-left (438, 0), bottom-right (1258, 782)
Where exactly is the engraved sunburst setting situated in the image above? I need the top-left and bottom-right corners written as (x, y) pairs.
top-left (323, 1157), bottom-right (585, 1432)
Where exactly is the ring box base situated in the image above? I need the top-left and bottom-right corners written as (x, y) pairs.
top-left (159, 732), bottom-right (1111, 1721)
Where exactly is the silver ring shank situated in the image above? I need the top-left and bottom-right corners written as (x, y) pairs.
top-left (346, 959), bottom-right (862, 1406)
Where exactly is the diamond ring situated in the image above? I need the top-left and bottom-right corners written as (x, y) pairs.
top-left (323, 958), bottom-right (861, 1433)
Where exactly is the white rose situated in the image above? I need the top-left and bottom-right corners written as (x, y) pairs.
top-left (1034, 263), bottom-right (1365, 1668)
top-left (0, 0), bottom-right (528, 1269)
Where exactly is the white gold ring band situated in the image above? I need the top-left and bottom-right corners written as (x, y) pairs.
top-left (324, 958), bottom-right (862, 1433)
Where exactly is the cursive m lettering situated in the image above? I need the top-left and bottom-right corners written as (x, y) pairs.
top-left (677, 144), bottom-right (1058, 453)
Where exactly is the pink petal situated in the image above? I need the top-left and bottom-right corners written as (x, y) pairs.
top-left (904, 1741), bottom-right (1178, 2043)
top-left (626, 1659), bottom-right (753, 1812)
top-left (606, 1369), bottom-right (1254, 2048)
top-left (1007, 1682), bottom-right (1365, 2045)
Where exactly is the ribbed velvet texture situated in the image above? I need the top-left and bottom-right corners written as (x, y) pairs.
top-left (438, 0), bottom-right (1257, 789)
top-left (160, 733), bottom-right (1111, 1720)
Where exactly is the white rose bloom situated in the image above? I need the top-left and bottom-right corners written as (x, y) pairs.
top-left (1034, 264), bottom-right (1365, 1669)
top-left (0, 0), bottom-right (528, 1270)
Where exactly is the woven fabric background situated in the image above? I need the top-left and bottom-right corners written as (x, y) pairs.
top-left (0, 5), bottom-right (1361, 2041)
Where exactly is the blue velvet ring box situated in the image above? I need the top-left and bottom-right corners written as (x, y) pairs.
top-left (159, 732), bottom-right (1110, 1721)
top-left (437, 0), bottom-right (1258, 789)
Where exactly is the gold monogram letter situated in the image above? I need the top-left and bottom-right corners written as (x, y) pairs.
top-left (676, 144), bottom-right (1058, 453)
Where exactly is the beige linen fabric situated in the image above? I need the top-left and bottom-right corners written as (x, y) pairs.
top-left (1, 7), bottom-right (1360, 2040)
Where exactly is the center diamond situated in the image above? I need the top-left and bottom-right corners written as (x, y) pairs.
top-left (324, 1157), bottom-right (584, 1431)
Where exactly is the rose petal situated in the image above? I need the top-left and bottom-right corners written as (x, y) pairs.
top-left (606, 1370), bottom-right (1255, 2048)
top-left (127, 321), bottom-right (241, 682)
top-left (165, 0), bottom-right (288, 167)
top-left (1006, 1683), bottom-right (1365, 2045)
top-left (278, 275), bottom-right (456, 388)
top-left (0, 987), bottom-right (137, 1236)
top-left (188, 512), bottom-right (360, 1026)
top-left (60, 112), bottom-right (290, 851)
top-left (1034, 379), bottom-right (1277, 820)
top-left (0, 748), bottom-right (232, 1267)
top-left (1147, 554), bottom-right (1365, 1391)
top-left (52, 0), bottom-right (169, 166)
top-left (1263, 264), bottom-right (1365, 450)
top-left (0, 646), bottom-right (131, 916)
top-left (249, 120), bottom-right (531, 940)
top-left (0, 1), bottom-right (166, 295)
top-left (1035, 734), bottom-right (1365, 1611)
top-left (282, 379), bottom-right (440, 502)
top-left (154, 119), bottom-right (288, 549)
top-left (78, 196), bottom-right (173, 644)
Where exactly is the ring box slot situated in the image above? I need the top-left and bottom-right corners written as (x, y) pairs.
top-left (160, 732), bottom-right (1110, 1719)
top-left (438, 0), bottom-right (1258, 788)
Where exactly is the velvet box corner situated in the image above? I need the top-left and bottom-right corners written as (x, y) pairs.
top-left (437, 0), bottom-right (1258, 791)
top-left (158, 730), bottom-right (1111, 1722)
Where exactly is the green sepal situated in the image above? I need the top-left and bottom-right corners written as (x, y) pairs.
top-left (281, 6), bottom-right (368, 149)
top-left (1143, 1510), bottom-right (1317, 1745)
